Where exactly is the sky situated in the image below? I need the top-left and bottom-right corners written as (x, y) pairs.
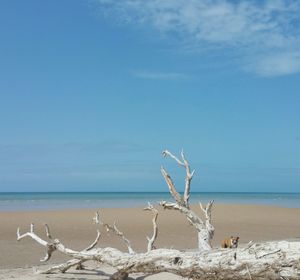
top-left (0, 0), bottom-right (299, 192)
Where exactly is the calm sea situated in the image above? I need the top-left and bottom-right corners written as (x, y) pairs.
top-left (0, 192), bottom-right (299, 211)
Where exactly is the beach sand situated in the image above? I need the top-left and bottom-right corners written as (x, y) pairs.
top-left (0, 203), bottom-right (299, 279)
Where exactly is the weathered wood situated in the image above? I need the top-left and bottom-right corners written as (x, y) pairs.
top-left (93, 211), bottom-right (135, 254)
top-left (16, 226), bottom-right (300, 279)
top-left (161, 150), bottom-right (214, 250)
top-left (143, 202), bottom-right (158, 252)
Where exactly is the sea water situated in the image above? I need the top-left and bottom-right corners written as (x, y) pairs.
top-left (0, 192), bottom-right (299, 211)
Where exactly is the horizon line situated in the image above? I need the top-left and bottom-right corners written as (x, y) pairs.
top-left (1, 191), bottom-right (299, 194)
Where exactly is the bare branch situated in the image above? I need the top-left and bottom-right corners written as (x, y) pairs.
top-left (199, 200), bottom-right (215, 249)
top-left (17, 224), bottom-right (81, 261)
top-left (18, 224), bottom-right (55, 262)
top-left (93, 211), bottom-right (100, 224)
top-left (162, 150), bottom-right (184, 166)
top-left (181, 150), bottom-right (195, 206)
top-left (199, 200), bottom-right (214, 223)
top-left (40, 244), bottom-right (56, 262)
top-left (257, 249), bottom-right (281, 259)
top-left (143, 202), bottom-right (158, 252)
top-left (39, 259), bottom-right (89, 274)
top-left (111, 222), bottom-right (135, 254)
top-left (84, 230), bottom-right (101, 251)
top-left (243, 241), bottom-right (254, 252)
top-left (17, 224), bottom-right (48, 247)
top-left (160, 201), bottom-right (203, 229)
top-left (44, 224), bottom-right (52, 239)
top-left (37, 229), bottom-right (101, 274)
top-left (95, 211), bottom-right (134, 254)
top-left (161, 167), bottom-right (182, 204)
top-left (160, 150), bottom-right (213, 250)
top-left (161, 150), bottom-right (195, 207)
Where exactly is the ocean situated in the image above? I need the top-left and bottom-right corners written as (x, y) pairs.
top-left (0, 192), bottom-right (299, 211)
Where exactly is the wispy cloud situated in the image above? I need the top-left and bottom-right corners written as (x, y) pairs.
top-left (94, 0), bottom-right (300, 77)
top-left (132, 70), bottom-right (191, 80)
top-left (250, 52), bottom-right (300, 77)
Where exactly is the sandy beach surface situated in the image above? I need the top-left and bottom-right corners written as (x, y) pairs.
top-left (0, 203), bottom-right (299, 279)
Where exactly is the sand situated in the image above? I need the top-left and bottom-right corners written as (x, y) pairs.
top-left (0, 203), bottom-right (299, 279)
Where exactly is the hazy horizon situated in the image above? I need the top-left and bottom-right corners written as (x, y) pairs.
top-left (1, 190), bottom-right (300, 194)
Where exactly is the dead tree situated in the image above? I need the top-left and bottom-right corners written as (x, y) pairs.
top-left (160, 149), bottom-right (214, 250)
top-left (17, 150), bottom-right (300, 279)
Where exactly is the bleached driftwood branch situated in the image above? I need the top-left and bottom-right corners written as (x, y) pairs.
top-left (17, 223), bottom-right (101, 273)
top-left (17, 224), bottom-right (300, 280)
top-left (93, 211), bottom-right (135, 254)
top-left (143, 202), bottom-right (158, 252)
top-left (161, 150), bottom-right (214, 250)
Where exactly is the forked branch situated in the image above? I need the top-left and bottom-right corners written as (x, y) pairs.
top-left (162, 149), bottom-right (195, 207)
top-left (161, 150), bottom-right (214, 250)
top-left (161, 167), bottom-right (182, 205)
top-left (143, 202), bottom-right (158, 252)
top-left (93, 211), bottom-right (135, 254)
top-left (17, 223), bottom-right (100, 273)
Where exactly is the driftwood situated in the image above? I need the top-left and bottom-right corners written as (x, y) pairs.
top-left (160, 149), bottom-right (214, 250)
top-left (17, 150), bottom-right (300, 279)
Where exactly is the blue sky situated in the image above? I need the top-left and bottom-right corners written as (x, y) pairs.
top-left (0, 0), bottom-right (299, 192)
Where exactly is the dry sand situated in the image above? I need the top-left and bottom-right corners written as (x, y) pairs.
top-left (0, 204), bottom-right (299, 279)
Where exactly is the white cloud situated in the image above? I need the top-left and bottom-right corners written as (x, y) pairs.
top-left (253, 52), bottom-right (300, 77)
top-left (132, 70), bottom-right (191, 80)
top-left (94, 0), bottom-right (300, 77)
